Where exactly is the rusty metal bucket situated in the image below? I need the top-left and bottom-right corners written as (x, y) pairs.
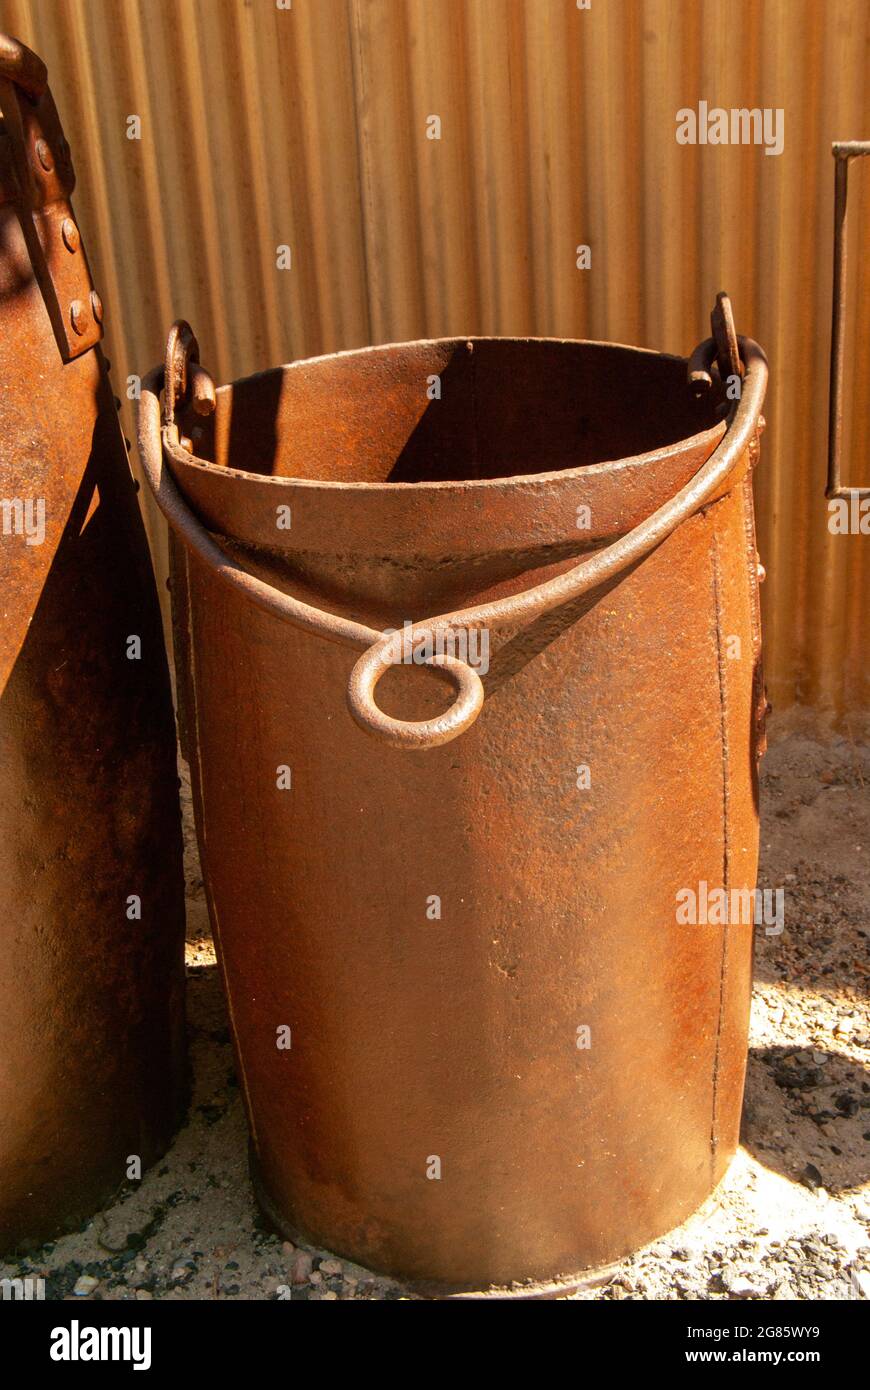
top-left (139, 299), bottom-right (768, 1295)
top-left (0, 37), bottom-right (186, 1253)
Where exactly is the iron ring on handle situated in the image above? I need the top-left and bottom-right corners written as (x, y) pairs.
top-left (347, 630), bottom-right (485, 749)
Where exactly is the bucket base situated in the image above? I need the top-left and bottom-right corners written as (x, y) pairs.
top-left (248, 1146), bottom-right (622, 1299)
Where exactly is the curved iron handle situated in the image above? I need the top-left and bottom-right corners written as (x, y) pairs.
top-left (137, 315), bottom-right (767, 750)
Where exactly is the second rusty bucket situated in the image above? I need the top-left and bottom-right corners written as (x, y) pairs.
top-left (139, 300), bottom-right (768, 1296)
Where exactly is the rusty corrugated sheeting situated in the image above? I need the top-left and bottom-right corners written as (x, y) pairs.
top-left (0, 0), bottom-right (866, 716)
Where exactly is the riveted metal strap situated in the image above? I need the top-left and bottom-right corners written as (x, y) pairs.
top-left (0, 33), bottom-right (102, 361)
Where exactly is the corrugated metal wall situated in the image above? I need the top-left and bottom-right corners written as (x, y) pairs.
top-left (1, 0), bottom-right (867, 715)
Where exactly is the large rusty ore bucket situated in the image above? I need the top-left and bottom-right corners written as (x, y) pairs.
top-left (139, 301), bottom-right (768, 1295)
top-left (0, 38), bottom-right (186, 1253)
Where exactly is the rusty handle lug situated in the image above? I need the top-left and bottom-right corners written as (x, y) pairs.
top-left (189, 362), bottom-right (216, 417)
top-left (687, 338), bottom-right (717, 395)
top-left (711, 292), bottom-right (743, 381)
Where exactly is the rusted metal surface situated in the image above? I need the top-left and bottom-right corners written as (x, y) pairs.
top-left (827, 140), bottom-right (870, 502)
top-left (139, 304), bottom-right (767, 1293)
top-left (0, 36), bottom-right (186, 1254)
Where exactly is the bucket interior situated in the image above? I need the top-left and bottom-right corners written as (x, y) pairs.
top-left (193, 338), bottom-right (723, 485)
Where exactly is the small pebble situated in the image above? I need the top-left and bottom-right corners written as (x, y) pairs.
top-left (852, 1270), bottom-right (870, 1300)
top-left (722, 1270), bottom-right (768, 1298)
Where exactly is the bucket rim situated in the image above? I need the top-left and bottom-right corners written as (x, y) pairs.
top-left (171, 334), bottom-right (727, 494)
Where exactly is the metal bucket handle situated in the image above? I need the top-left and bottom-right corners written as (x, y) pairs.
top-left (137, 300), bottom-right (767, 751)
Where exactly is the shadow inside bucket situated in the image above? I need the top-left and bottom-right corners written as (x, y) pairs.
top-left (201, 338), bottom-right (722, 484)
top-left (386, 340), bottom-right (721, 482)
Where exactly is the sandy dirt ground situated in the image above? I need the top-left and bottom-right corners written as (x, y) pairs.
top-left (2, 719), bottom-right (868, 1301)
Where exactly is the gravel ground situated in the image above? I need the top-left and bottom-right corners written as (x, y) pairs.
top-left (2, 719), bottom-right (867, 1302)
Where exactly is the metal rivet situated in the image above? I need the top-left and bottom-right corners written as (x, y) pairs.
top-left (61, 217), bottom-right (80, 253)
top-left (69, 299), bottom-right (87, 335)
top-left (35, 138), bottom-right (53, 171)
top-left (90, 290), bottom-right (103, 324)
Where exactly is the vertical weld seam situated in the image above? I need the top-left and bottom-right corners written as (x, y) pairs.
top-left (742, 475), bottom-right (762, 665)
top-left (709, 529), bottom-right (731, 1174)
